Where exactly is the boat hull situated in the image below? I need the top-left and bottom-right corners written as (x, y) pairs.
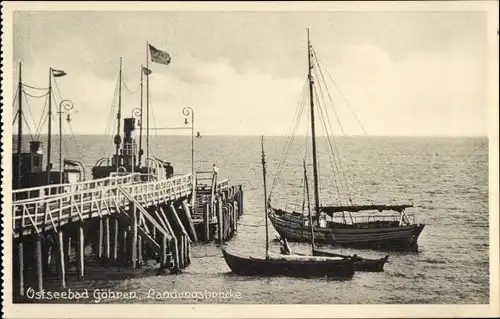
top-left (312, 249), bottom-right (389, 272)
top-left (269, 209), bottom-right (425, 252)
top-left (222, 249), bottom-right (355, 278)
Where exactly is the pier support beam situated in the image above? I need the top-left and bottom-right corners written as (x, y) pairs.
top-left (17, 239), bottom-right (24, 297)
top-left (98, 219), bottom-right (104, 259)
top-left (233, 201), bottom-right (238, 233)
top-left (36, 235), bottom-right (43, 293)
top-left (181, 199), bottom-right (198, 242)
top-left (65, 231), bottom-right (72, 266)
top-left (131, 201), bottom-right (138, 268)
top-left (76, 223), bottom-right (85, 280)
top-left (203, 203), bottom-right (210, 242)
top-left (104, 217), bottom-right (110, 261)
top-left (216, 198), bottom-right (223, 242)
top-left (169, 203), bottom-right (188, 268)
top-left (112, 217), bottom-right (119, 261)
top-left (56, 230), bottom-right (66, 288)
top-left (160, 235), bottom-right (168, 269)
top-left (138, 237), bottom-right (143, 266)
top-left (160, 206), bottom-right (179, 271)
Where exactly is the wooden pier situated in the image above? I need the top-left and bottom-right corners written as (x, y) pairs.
top-left (12, 171), bottom-right (243, 299)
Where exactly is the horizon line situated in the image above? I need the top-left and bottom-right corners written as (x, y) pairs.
top-left (11, 133), bottom-right (489, 138)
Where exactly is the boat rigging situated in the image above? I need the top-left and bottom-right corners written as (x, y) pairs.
top-left (267, 29), bottom-right (425, 252)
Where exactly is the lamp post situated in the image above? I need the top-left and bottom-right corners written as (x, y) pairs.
top-left (132, 107), bottom-right (143, 167)
top-left (182, 107), bottom-right (194, 179)
top-left (58, 99), bottom-right (74, 185)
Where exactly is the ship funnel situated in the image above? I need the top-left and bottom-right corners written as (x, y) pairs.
top-left (30, 141), bottom-right (43, 155)
top-left (124, 118), bottom-right (135, 140)
top-left (121, 118), bottom-right (136, 166)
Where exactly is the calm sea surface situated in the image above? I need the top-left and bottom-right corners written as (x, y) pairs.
top-left (14, 135), bottom-right (489, 304)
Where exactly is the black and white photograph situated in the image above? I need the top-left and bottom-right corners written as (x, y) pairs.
top-left (2, 1), bottom-right (499, 318)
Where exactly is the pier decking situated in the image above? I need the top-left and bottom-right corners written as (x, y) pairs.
top-left (12, 172), bottom-right (243, 300)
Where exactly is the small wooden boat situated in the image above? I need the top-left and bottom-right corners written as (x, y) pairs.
top-left (222, 248), bottom-right (354, 278)
top-left (221, 133), bottom-right (355, 279)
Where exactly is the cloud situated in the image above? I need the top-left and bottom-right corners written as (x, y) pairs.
top-left (12, 11), bottom-right (489, 137)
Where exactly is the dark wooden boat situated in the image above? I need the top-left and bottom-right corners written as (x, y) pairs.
top-left (222, 248), bottom-right (354, 278)
top-left (269, 208), bottom-right (425, 252)
top-left (267, 30), bottom-right (425, 252)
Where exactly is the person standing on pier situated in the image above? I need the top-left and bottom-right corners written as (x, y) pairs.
top-left (213, 164), bottom-right (219, 186)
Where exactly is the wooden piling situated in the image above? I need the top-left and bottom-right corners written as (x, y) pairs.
top-left (104, 218), bottom-right (110, 260)
top-left (181, 199), bottom-right (198, 242)
top-left (65, 231), bottom-right (72, 265)
top-left (160, 206), bottom-right (179, 270)
top-left (228, 203), bottom-right (234, 235)
top-left (234, 200), bottom-right (238, 232)
top-left (184, 235), bottom-right (191, 266)
top-left (160, 235), bottom-right (168, 269)
top-left (42, 238), bottom-right (51, 276)
top-left (203, 202), bottom-right (210, 242)
top-left (179, 234), bottom-right (186, 269)
top-left (112, 218), bottom-right (119, 261)
top-left (169, 203), bottom-right (186, 267)
top-left (138, 236), bottom-right (143, 265)
top-left (239, 186), bottom-right (244, 216)
top-left (98, 219), bottom-right (104, 259)
top-left (119, 220), bottom-right (128, 261)
top-left (217, 198), bottom-right (223, 242)
top-left (131, 201), bottom-right (138, 268)
top-left (36, 235), bottom-right (43, 293)
top-left (76, 223), bottom-right (85, 280)
top-left (17, 239), bottom-right (24, 297)
top-left (56, 230), bottom-right (66, 288)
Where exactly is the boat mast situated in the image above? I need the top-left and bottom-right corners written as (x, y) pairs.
top-left (146, 42), bottom-right (150, 179)
top-left (261, 136), bottom-right (270, 259)
top-left (115, 58), bottom-right (123, 172)
top-left (304, 159), bottom-right (315, 253)
top-left (307, 29), bottom-right (321, 226)
top-left (16, 62), bottom-right (23, 189)
top-left (47, 68), bottom-right (53, 184)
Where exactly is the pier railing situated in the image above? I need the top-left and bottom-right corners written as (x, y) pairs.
top-left (12, 173), bottom-right (193, 238)
top-left (12, 173), bottom-right (144, 202)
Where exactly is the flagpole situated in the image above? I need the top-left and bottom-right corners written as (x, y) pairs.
top-left (47, 68), bottom-right (53, 185)
top-left (146, 41), bottom-right (150, 180)
top-left (139, 65), bottom-right (144, 167)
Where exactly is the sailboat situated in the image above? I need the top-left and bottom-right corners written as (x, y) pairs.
top-left (221, 136), bottom-right (355, 278)
top-left (267, 29), bottom-right (425, 252)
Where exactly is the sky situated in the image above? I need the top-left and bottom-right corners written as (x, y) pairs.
top-left (11, 8), bottom-right (494, 136)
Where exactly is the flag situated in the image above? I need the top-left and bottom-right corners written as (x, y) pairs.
top-left (52, 69), bottom-right (67, 77)
top-left (148, 44), bottom-right (171, 65)
top-left (142, 66), bottom-right (152, 75)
